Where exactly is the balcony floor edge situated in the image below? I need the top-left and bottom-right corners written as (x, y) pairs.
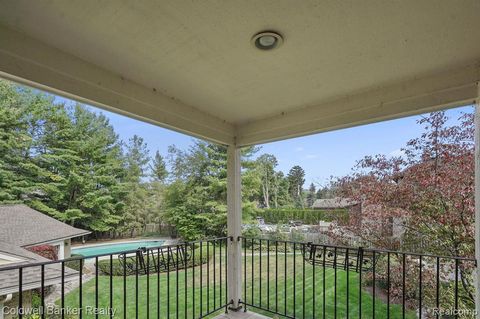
top-left (213, 310), bottom-right (271, 319)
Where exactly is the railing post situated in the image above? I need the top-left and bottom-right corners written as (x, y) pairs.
top-left (227, 144), bottom-right (242, 311)
top-left (474, 85), bottom-right (480, 318)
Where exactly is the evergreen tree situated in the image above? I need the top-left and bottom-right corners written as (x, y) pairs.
top-left (122, 135), bottom-right (151, 236)
top-left (0, 80), bottom-right (128, 235)
top-left (125, 135), bottom-right (150, 183)
top-left (272, 171), bottom-right (291, 207)
top-left (316, 185), bottom-right (334, 199)
top-left (287, 165), bottom-right (306, 208)
top-left (151, 151), bottom-right (168, 183)
top-left (306, 182), bottom-right (316, 207)
top-left (147, 152), bottom-right (168, 231)
top-left (0, 81), bottom-right (28, 201)
top-left (30, 103), bottom-right (127, 233)
top-left (66, 105), bottom-right (126, 232)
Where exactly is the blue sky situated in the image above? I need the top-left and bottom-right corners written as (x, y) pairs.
top-left (79, 101), bottom-right (472, 187)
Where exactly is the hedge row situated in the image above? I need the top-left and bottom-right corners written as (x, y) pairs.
top-left (256, 208), bottom-right (348, 224)
top-left (97, 242), bottom-right (214, 276)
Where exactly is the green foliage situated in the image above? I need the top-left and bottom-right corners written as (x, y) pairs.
top-left (287, 165), bottom-right (306, 207)
top-left (306, 183), bottom-right (316, 207)
top-left (255, 154), bottom-right (277, 208)
top-left (256, 208), bottom-right (348, 224)
top-left (241, 201), bottom-right (261, 224)
top-left (65, 254), bottom-right (84, 271)
top-left (0, 81), bottom-right (51, 202)
top-left (151, 151), bottom-right (168, 183)
top-left (0, 79), bottom-right (168, 236)
top-left (163, 142), bottom-right (262, 240)
top-left (0, 81), bottom-right (130, 232)
top-left (0, 78), bottom-right (329, 243)
top-left (242, 225), bottom-right (262, 239)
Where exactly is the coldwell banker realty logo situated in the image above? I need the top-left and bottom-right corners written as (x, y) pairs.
top-left (1, 305), bottom-right (117, 317)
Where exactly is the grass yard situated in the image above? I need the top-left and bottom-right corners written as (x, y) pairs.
top-left (62, 253), bottom-right (416, 318)
top-left (243, 253), bottom-right (416, 319)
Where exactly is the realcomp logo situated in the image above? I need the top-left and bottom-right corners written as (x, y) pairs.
top-left (432, 308), bottom-right (477, 318)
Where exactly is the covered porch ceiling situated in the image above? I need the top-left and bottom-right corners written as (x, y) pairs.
top-left (0, 1), bottom-right (479, 146)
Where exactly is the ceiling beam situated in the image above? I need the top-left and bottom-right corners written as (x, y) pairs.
top-left (236, 64), bottom-right (480, 146)
top-left (0, 24), bottom-right (235, 145)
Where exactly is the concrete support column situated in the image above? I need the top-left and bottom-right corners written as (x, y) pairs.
top-left (226, 145), bottom-right (242, 310)
top-left (475, 83), bottom-right (480, 318)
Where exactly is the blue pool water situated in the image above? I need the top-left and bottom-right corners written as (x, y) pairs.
top-left (72, 240), bottom-right (165, 257)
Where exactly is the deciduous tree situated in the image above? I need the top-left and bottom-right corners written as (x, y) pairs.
top-left (335, 110), bottom-right (475, 306)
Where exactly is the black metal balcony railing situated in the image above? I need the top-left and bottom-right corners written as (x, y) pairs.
top-left (239, 237), bottom-right (477, 319)
top-left (0, 236), bottom-right (476, 319)
top-left (0, 237), bottom-right (230, 319)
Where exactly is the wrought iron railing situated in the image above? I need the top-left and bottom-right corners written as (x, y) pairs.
top-left (239, 236), bottom-right (477, 319)
top-left (0, 237), bottom-right (231, 319)
top-left (1, 236), bottom-right (477, 319)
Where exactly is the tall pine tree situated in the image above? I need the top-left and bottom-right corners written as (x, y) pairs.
top-left (287, 165), bottom-right (306, 208)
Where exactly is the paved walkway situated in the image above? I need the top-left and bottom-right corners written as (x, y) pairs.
top-left (44, 272), bottom-right (94, 304)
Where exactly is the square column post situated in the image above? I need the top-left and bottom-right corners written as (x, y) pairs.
top-left (227, 144), bottom-right (242, 310)
top-left (475, 83), bottom-right (480, 318)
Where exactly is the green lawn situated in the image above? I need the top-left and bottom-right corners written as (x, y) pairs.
top-left (62, 253), bottom-right (416, 318)
top-left (243, 253), bottom-right (416, 319)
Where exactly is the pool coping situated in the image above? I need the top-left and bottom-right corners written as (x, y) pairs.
top-left (71, 237), bottom-right (174, 249)
top-left (71, 238), bottom-right (178, 262)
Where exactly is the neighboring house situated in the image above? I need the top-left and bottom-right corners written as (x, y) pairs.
top-left (0, 204), bottom-right (90, 260)
top-left (311, 197), bottom-right (361, 214)
top-left (360, 204), bottom-right (407, 237)
top-left (0, 204), bottom-right (90, 319)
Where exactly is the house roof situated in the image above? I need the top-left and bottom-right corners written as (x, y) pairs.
top-left (0, 242), bottom-right (77, 296)
top-left (0, 1), bottom-right (479, 146)
top-left (0, 204), bottom-right (90, 247)
top-left (311, 198), bottom-right (359, 209)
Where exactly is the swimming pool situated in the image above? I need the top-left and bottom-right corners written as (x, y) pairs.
top-left (72, 240), bottom-right (165, 257)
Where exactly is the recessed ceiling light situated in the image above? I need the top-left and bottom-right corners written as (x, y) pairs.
top-left (252, 31), bottom-right (283, 51)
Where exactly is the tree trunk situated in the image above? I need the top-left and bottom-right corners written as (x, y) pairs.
top-left (262, 184), bottom-right (270, 208)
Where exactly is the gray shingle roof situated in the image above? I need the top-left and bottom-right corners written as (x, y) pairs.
top-left (0, 204), bottom-right (90, 247)
top-left (311, 197), bottom-right (359, 209)
top-left (0, 242), bottom-right (77, 296)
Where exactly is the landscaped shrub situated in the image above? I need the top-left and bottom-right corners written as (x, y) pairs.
top-left (26, 245), bottom-right (58, 260)
top-left (256, 208), bottom-right (348, 225)
top-left (97, 259), bottom-right (128, 276)
top-left (267, 227), bottom-right (289, 242)
top-left (65, 254), bottom-right (84, 271)
top-left (97, 242), bottom-right (214, 276)
top-left (242, 225), bottom-right (262, 239)
top-left (290, 229), bottom-right (306, 242)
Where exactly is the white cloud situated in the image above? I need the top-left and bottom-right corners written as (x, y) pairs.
top-left (304, 154), bottom-right (319, 159)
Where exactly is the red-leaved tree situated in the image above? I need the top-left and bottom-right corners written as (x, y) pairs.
top-left (331, 110), bottom-right (476, 310)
